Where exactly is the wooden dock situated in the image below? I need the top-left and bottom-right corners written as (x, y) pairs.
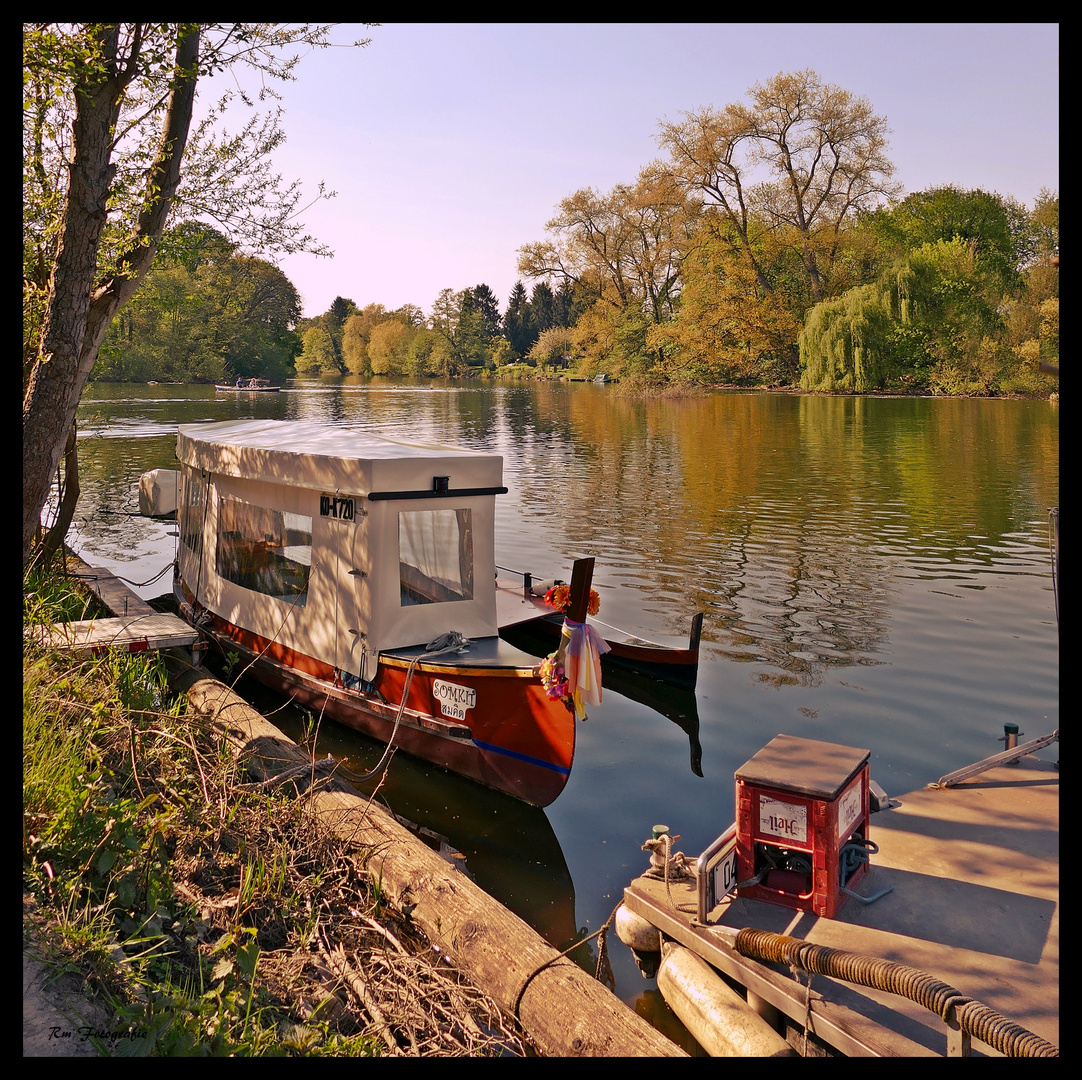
top-left (32, 612), bottom-right (199, 656)
top-left (623, 754), bottom-right (1059, 1056)
top-left (33, 558), bottom-right (198, 656)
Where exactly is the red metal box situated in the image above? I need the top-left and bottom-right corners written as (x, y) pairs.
top-left (735, 734), bottom-right (871, 918)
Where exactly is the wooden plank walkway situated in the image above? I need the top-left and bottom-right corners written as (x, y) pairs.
top-left (65, 559), bottom-right (160, 618)
top-left (624, 753), bottom-right (1059, 1057)
top-left (32, 612), bottom-right (199, 656)
top-left (33, 557), bottom-right (197, 656)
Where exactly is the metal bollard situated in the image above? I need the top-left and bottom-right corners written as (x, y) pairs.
top-left (1000, 722), bottom-right (1022, 763)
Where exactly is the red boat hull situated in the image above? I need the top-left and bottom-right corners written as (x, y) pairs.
top-left (178, 585), bottom-right (576, 807)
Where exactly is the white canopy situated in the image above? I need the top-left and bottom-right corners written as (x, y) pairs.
top-left (175, 420), bottom-right (504, 680)
top-left (177, 419), bottom-right (503, 494)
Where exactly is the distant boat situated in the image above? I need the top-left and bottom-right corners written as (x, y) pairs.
top-left (593, 373), bottom-right (611, 383)
top-left (215, 378), bottom-right (281, 392)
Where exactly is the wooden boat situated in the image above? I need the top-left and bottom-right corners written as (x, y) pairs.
top-left (496, 565), bottom-right (703, 691)
top-left (148, 419), bottom-right (607, 807)
top-left (215, 378), bottom-right (281, 392)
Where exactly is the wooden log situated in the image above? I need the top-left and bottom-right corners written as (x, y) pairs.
top-left (165, 654), bottom-right (685, 1058)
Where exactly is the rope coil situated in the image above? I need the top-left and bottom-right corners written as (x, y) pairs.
top-left (348, 632), bottom-right (471, 784)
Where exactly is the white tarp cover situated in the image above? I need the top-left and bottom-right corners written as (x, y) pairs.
top-left (176, 419), bottom-right (502, 494)
top-left (175, 421), bottom-right (503, 679)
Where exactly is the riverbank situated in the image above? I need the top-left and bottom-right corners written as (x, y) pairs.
top-left (23, 553), bottom-right (684, 1056)
top-left (22, 560), bottom-right (535, 1056)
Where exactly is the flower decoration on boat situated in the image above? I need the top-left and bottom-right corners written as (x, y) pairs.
top-left (539, 652), bottom-right (570, 702)
top-left (543, 583), bottom-right (600, 616)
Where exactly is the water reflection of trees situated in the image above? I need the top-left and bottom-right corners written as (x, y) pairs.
top-left (72, 381), bottom-right (1057, 686)
top-left (498, 389), bottom-right (1057, 683)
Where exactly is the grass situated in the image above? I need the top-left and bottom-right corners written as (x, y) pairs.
top-left (23, 558), bottom-right (532, 1057)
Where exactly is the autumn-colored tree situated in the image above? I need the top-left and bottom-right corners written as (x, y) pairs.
top-left (519, 165), bottom-right (697, 375)
top-left (659, 69), bottom-right (899, 307)
top-left (368, 319), bottom-right (413, 375)
top-left (652, 216), bottom-right (804, 385)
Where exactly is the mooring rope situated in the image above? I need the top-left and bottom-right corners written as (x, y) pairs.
top-left (346, 631), bottom-right (471, 784)
top-left (512, 901), bottom-right (623, 1020)
top-left (642, 832), bottom-right (698, 914)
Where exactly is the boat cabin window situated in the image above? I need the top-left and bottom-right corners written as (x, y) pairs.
top-left (179, 468), bottom-right (207, 556)
top-left (399, 508), bottom-right (474, 606)
top-left (216, 495), bottom-right (312, 605)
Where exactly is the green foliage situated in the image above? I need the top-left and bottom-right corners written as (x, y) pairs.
top-left (294, 326), bottom-right (339, 375)
top-left (23, 558), bottom-right (526, 1057)
top-left (800, 232), bottom-right (1026, 393)
top-left (863, 185), bottom-right (1024, 291)
top-left (93, 224), bottom-right (301, 382)
top-left (799, 284), bottom-right (895, 392)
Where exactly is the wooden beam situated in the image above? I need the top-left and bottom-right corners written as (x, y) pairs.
top-left (565, 558), bottom-right (595, 623)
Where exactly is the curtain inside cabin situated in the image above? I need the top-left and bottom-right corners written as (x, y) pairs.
top-left (398, 508), bottom-right (474, 605)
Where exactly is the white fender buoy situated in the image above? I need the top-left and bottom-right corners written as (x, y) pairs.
top-left (139, 468), bottom-right (180, 518)
top-left (614, 903), bottom-right (661, 954)
top-left (657, 942), bottom-right (797, 1057)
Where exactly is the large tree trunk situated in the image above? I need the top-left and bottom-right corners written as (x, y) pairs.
top-left (22, 24), bottom-right (200, 568)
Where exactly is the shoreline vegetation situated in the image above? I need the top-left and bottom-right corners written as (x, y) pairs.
top-left (22, 558), bottom-right (538, 1057)
top-left (100, 370), bottom-right (1059, 401)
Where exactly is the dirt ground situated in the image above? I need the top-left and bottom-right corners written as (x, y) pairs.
top-left (23, 894), bottom-right (120, 1057)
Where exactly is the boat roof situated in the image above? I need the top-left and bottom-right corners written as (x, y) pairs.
top-left (176, 419), bottom-right (502, 494)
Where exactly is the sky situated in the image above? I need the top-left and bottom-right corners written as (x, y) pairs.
top-left (203, 23), bottom-right (1059, 320)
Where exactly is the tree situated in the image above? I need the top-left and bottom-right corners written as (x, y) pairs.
top-left (518, 165), bottom-right (697, 375)
top-left (367, 319), bottom-right (412, 375)
top-left (520, 166), bottom-right (694, 323)
top-left (428, 288), bottom-right (485, 374)
top-left (294, 325), bottom-right (337, 375)
top-left (22, 22), bottom-right (371, 567)
top-left (340, 313), bottom-right (371, 375)
top-left (470, 285), bottom-right (502, 341)
top-left (529, 282), bottom-right (557, 335)
top-left (799, 237), bottom-right (1007, 393)
top-left (658, 69), bottom-right (899, 314)
top-left (503, 281), bottom-right (534, 357)
top-left (864, 185), bottom-right (1025, 292)
top-left (528, 326), bottom-right (575, 369)
top-left (652, 215), bottom-right (805, 384)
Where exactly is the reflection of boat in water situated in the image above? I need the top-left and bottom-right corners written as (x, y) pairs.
top-left (143, 420), bottom-right (607, 808)
top-left (496, 563), bottom-right (703, 691)
top-left (501, 615), bottom-right (705, 779)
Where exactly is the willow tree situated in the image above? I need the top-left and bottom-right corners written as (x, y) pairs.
top-left (22, 23), bottom-right (370, 568)
top-left (800, 237), bottom-right (1007, 392)
top-left (798, 284), bottom-right (896, 392)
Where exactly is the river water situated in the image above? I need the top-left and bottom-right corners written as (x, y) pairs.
top-left (65, 377), bottom-right (1058, 1037)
